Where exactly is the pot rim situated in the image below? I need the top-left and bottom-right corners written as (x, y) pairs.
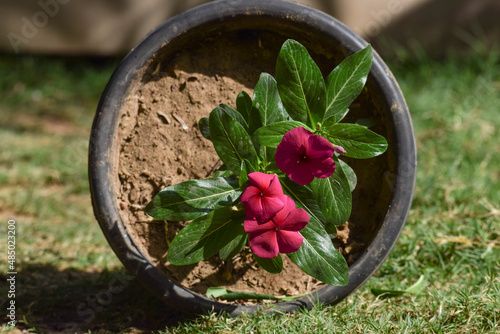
top-left (89, 0), bottom-right (416, 316)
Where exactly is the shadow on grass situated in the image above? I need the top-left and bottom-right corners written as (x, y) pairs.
top-left (0, 263), bottom-right (192, 333)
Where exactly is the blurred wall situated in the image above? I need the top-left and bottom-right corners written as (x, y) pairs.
top-left (0, 0), bottom-right (497, 56)
top-left (371, 0), bottom-right (500, 57)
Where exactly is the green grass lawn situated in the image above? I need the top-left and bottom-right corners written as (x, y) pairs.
top-left (0, 49), bottom-right (499, 333)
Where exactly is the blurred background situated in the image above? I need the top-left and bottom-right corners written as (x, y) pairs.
top-left (1, 0), bottom-right (499, 333)
top-left (0, 0), bottom-right (500, 56)
top-left (1, 0), bottom-right (499, 56)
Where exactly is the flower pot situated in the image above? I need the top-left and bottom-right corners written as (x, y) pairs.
top-left (89, 0), bottom-right (416, 316)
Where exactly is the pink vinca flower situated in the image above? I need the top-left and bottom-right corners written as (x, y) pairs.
top-left (240, 172), bottom-right (285, 222)
top-left (276, 127), bottom-right (338, 185)
top-left (244, 195), bottom-right (309, 258)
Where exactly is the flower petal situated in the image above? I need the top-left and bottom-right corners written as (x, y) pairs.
top-left (249, 230), bottom-right (279, 258)
top-left (276, 230), bottom-right (303, 253)
top-left (244, 216), bottom-right (275, 234)
top-left (242, 174), bottom-right (285, 222)
top-left (280, 207), bottom-right (309, 231)
top-left (265, 174), bottom-right (284, 197)
top-left (240, 185), bottom-right (261, 203)
top-left (275, 142), bottom-right (296, 165)
top-left (275, 127), bottom-right (310, 173)
top-left (307, 134), bottom-right (335, 159)
top-left (272, 195), bottom-right (296, 223)
top-left (260, 196), bottom-right (285, 222)
top-left (286, 162), bottom-right (315, 186)
top-left (275, 150), bottom-right (299, 175)
top-left (309, 157), bottom-right (336, 179)
top-left (244, 196), bottom-right (263, 218)
top-left (247, 172), bottom-right (274, 192)
top-left (275, 127), bottom-right (336, 185)
top-left (279, 127), bottom-right (311, 152)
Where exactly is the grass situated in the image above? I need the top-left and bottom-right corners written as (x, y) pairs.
top-left (0, 48), bottom-right (499, 333)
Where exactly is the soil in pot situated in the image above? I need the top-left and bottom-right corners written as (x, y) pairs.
top-left (114, 30), bottom-right (383, 300)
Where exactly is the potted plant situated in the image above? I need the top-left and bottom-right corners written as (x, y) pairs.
top-left (89, 0), bottom-right (416, 316)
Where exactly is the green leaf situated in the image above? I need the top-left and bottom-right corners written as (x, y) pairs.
top-left (253, 253), bottom-right (283, 274)
top-left (371, 274), bottom-right (426, 298)
top-left (206, 287), bottom-right (276, 301)
top-left (239, 159), bottom-right (257, 188)
top-left (252, 73), bottom-right (290, 163)
top-left (219, 104), bottom-right (249, 131)
top-left (262, 146), bottom-right (277, 169)
top-left (198, 117), bottom-right (210, 139)
top-left (206, 287), bottom-right (306, 302)
top-left (325, 45), bottom-right (373, 122)
top-left (236, 91), bottom-right (252, 123)
top-left (288, 218), bottom-right (348, 286)
top-left (264, 160), bottom-right (280, 174)
top-left (322, 115), bottom-right (337, 129)
top-left (206, 287), bottom-right (233, 299)
top-left (209, 106), bottom-right (259, 174)
top-left (280, 177), bottom-right (332, 234)
top-left (324, 123), bottom-right (388, 159)
top-left (167, 207), bottom-right (245, 265)
top-left (145, 177), bottom-right (241, 221)
top-left (310, 157), bottom-right (352, 228)
top-left (253, 121), bottom-right (310, 148)
top-left (276, 39), bottom-right (326, 128)
top-left (213, 165), bottom-right (232, 178)
top-left (253, 73), bottom-right (288, 127)
top-left (219, 232), bottom-right (248, 261)
top-left (338, 159), bottom-right (357, 192)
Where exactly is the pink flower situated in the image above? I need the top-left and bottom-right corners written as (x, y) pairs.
top-left (240, 172), bottom-right (285, 222)
top-left (275, 127), bottom-right (336, 185)
top-left (244, 195), bottom-right (309, 258)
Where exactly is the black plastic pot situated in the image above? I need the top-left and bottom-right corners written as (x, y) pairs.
top-left (89, 0), bottom-right (416, 316)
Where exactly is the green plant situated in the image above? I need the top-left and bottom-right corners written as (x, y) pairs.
top-left (145, 39), bottom-right (387, 288)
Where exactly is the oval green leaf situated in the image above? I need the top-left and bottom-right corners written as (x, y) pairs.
top-left (236, 90), bottom-right (252, 123)
top-left (145, 177), bottom-right (241, 221)
top-left (198, 117), bottom-right (210, 140)
top-left (253, 253), bottom-right (283, 274)
top-left (253, 73), bottom-right (288, 127)
top-left (209, 106), bottom-right (259, 174)
top-left (253, 121), bottom-right (310, 148)
top-left (167, 206), bottom-right (245, 265)
top-left (219, 232), bottom-right (248, 261)
top-left (218, 103), bottom-right (249, 131)
top-left (325, 123), bottom-right (388, 159)
top-left (276, 39), bottom-right (326, 128)
top-left (288, 218), bottom-right (349, 286)
top-left (280, 177), bottom-right (332, 234)
top-left (310, 157), bottom-right (352, 228)
top-left (325, 45), bottom-right (373, 122)
top-left (338, 159), bottom-right (357, 192)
